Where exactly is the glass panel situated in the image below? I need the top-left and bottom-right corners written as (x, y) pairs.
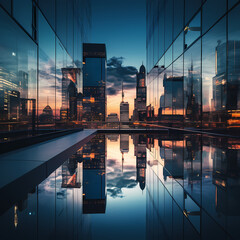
top-left (38, 12), bottom-right (56, 128)
top-left (56, 0), bottom-right (67, 48)
top-left (184, 40), bottom-right (201, 128)
top-left (56, 39), bottom-right (65, 123)
top-left (185, 0), bottom-right (202, 24)
top-left (228, 0), bottom-right (240, 9)
top-left (0, 8), bottom-right (37, 133)
top-left (158, 0), bottom-right (164, 59)
top-left (172, 56), bottom-right (184, 126)
top-left (227, 4), bottom-right (240, 128)
top-left (162, 66), bottom-right (173, 122)
top-left (0, 0), bottom-right (11, 13)
top-left (202, 17), bottom-right (227, 129)
top-left (173, 0), bottom-right (184, 39)
top-left (67, 0), bottom-right (74, 57)
top-left (184, 12), bottom-right (201, 49)
top-left (202, 0), bottom-right (226, 34)
top-left (164, 0), bottom-right (173, 51)
top-left (165, 46), bottom-right (172, 68)
top-left (38, 0), bottom-right (56, 29)
top-left (173, 32), bottom-right (183, 61)
top-left (13, 0), bottom-right (32, 35)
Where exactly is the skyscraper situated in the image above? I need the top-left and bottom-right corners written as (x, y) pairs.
top-left (133, 64), bottom-right (147, 121)
top-left (82, 43), bottom-right (107, 122)
top-left (120, 81), bottom-right (129, 123)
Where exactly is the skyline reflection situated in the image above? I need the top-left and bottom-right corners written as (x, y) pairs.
top-left (0, 133), bottom-right (240, 239)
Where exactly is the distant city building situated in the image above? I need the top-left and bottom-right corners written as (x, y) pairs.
top-left (82, 43), bottom-right (107, 122)
top-left (60, 68), bottom-right (81, 121)
top-left (39, 103), bottom-right (54, 123)
top-left (133, 64), bottom-right (147, 121)
top-left (107, 113), bottom-right (119, 122)
top-left (120, 81), bottom-right (129, 122)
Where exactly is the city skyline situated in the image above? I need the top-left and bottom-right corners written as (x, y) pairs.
top-left (90, 0), bottom-right (146, 116)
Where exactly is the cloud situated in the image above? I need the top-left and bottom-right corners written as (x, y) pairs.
top-left (106, 158), bottom-right (137, 198)
top-left (107, 57), bottom-right (138, 96)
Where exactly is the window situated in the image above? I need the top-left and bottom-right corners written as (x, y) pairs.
top-left (38, 12), bottom-right (56, 126)
top-left (227, 4), bottom-right (240, 128)
top-left (13, 0), bottom-right (33, 35)
top-left (202, 17), bottom-right (227, 128)
top-left (0, 7), bottom-right (37, 132)
top-left (184, 40), bottom-right (201, 128)
top-left (184, 12), bottom-right (201, 49)
top-left (202, 0), bottom-right (226, 34)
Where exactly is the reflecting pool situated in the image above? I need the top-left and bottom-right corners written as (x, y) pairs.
top-left (0, 133), bottom-right (240, 240)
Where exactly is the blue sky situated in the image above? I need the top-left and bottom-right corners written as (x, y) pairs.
top-left (90, 0), bottom-right (146, 115)
top-left (91, 0), bottom-right (146, 68)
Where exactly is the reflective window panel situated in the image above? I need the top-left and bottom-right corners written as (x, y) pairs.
top-left (202, 17), bottom-right (227, 129)
top-left (0, 7), bottom-right (37, 133)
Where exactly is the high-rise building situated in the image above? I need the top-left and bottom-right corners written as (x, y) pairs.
top-left (133, 64), bottom-right (147, 121)
top-left (120, 81), bottom-right (129, 123)
top-left (0, 0), bottom-right (91, 135)
top-left (146, 0), bottom-right (240, 132)
top-left (82, 43), bottom-right (107, 122)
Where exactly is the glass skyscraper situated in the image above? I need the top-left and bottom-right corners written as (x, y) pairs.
top-left (82, 43), bottom-right (107, 122)
top-left (146, 0), bottom-right (240, 132)
top-left (0, 0), bottom-right (91, 136)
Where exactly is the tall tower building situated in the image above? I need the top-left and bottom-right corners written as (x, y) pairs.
top-left (133, 64), bottom-right (146, 121)
top-left (82, 43), bottom-right (107, 122)
top-left (120, 81), bottom-right (129, 122)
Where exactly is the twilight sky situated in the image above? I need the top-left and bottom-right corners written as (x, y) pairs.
top-left (90, 0), bottom-right (146, 116)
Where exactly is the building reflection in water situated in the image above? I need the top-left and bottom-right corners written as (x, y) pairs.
top-left (1, 134), bottom-right (240, 239)
top-left (82, 134), bottom-right (106, 214)
top-left (120, 134), bottom-right (129, 171)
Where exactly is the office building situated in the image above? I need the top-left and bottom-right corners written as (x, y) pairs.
top-left (0, 0), bottom-right (91, 135)
top-left (120, 82), bottom-right (129, 122)
top-left (146, 0), bottom-right (240, 131)
top-left (107, 113), bottom-right (119, 122)
top-left (82, 43), bottom-right (107, 122)
top-left (133, 64), bottom-right (147, 121)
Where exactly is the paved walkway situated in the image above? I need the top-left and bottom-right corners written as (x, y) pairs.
top-left (0, 129), bottom-right (97, 214)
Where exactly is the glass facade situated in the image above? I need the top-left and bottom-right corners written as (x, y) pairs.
top-left (0, 0), bottom-right (91, 137)
top-left (82, 43), bottom-right (107, 123)
top-left (146, 0), bottom-right (240, 132)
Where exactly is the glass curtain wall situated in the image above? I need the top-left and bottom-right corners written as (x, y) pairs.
top-left (0, 0), bottom-right (91, 138)
top-left (146, 0), bottom-right (240, 132)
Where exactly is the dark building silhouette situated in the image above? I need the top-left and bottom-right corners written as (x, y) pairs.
top-left (39, 104), bottom-right (54, 123)
top-left (60, 68), bottom-right (80, 121)
top-left (82, 43), bottom-right (106, 122)
top-left (133, 64), bottom-right (147, 121)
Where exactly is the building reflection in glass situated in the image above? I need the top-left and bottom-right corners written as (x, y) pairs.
top-left (147, 0), bottom-right (240, 132)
